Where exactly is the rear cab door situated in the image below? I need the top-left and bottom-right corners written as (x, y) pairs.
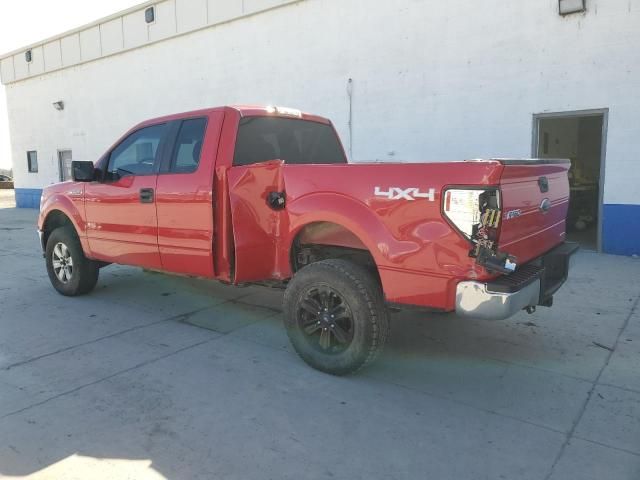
top-left (155, 111), bottom-right (224, 277)
top-left (225, 110), bottom-right (348, 283)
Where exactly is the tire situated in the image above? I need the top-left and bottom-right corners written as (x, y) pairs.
top-left (283, 259), bottom-right (390, 375)
top-left (45, 226), bottom-right (99, 296)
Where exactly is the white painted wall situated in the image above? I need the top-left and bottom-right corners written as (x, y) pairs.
top-left (2, 0), bottom-right (639, 205)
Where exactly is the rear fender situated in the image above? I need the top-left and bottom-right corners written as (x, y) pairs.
top-left (287, 193), bottom-right (421, 295)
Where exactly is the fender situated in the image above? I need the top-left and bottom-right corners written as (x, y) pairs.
top-left (287, 192), bottom-right (422, 269)
top-left (38, 190), bottom-right (91, 256)
top-left (286, 192), bottom-right (472, 309)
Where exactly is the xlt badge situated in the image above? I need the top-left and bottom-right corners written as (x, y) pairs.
top-left (505, 209), bottom-right (522, 220)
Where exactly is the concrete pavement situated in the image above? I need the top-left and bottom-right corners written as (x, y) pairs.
top-left (0, 205), bottom-right (638, 479)
top-left (0, 189), bottom-right (15, 209)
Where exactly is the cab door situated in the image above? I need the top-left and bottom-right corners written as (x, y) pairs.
top-left (84, 123), bottom-right (168, 269)
top-left (155, 113), bottom-right (223, 278)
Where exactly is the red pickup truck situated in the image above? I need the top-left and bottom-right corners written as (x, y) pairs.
top-left (38, 105), bottom-right (577, 374)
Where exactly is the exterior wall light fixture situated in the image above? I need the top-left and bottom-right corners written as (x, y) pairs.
top-left (145, 7), bottom-right (155, 24)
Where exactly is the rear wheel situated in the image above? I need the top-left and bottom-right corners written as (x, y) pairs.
top-left (283, 259), bottom-right (389, 375)
top-left (45, 226), bottom-right (99, 296)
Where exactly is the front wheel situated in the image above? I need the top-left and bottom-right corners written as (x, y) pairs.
top-left (283, 259), bottom-right (390, 375)
top-left (45, 226), bottom-right (99, 296)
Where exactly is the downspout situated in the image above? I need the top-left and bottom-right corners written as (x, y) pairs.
top-left (347, 78), bottom-right (354, 161)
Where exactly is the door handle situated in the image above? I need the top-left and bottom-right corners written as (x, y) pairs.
top-left (140, 188), bottom-right (155, 204)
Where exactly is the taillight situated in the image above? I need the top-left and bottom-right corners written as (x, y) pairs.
top-left (443, 188), bottom-right (500, 239)
top-left (444, 188), bottom-right (517, 274)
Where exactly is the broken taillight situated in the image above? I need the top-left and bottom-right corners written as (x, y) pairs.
top-left (443, 188), bottom-right (499, 239)
top-left (443, 188), bottom-right (516, 274)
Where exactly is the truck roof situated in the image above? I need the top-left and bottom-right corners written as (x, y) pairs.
top-left (135, 105), bottom-right (332, 130)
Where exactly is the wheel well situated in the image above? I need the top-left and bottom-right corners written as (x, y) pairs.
top-left (291, 222), bottom-right (381, 284)
top-left (43, 210), bottom-right (75, 247)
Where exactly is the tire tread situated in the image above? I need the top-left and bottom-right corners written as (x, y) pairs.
top-left (46, 226), bottom-right (99, 296)
top-left (283, 259), bottom-right (389, 375)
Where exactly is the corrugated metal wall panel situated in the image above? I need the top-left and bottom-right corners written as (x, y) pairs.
top-left (60, 35), bottom-right (81, 66)
top-left (28, 46), bottom-right (45, 76)
top-left (43, 41), bottom-right (62, 71)
top-left (176, 0), bottom-right (208, 32)
top-left (244, 0), bottom-right (293, 14)
top-left (123, 11), bottom-right (149, 49)
top-left (149, 1), bottom-right (178, 42)
top-left (79, 26), bottom-right (101, 61)
top-left (0, 57), bottom-right (14, 83)
top-left (101, 18), bottom-right (124, 56)
top-left (208, 0), bottom-right (243, 23)
top-left (13, 54), bottom-right (28, 80)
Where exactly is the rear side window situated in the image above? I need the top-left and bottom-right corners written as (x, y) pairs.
top-left (170, 118), bottom-right (207, 173)
top-left (233, 117), bottom-right (347, 166)
top-left (108, 124), bottom-right (166, 176)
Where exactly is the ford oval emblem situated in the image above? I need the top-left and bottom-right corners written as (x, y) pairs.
top-left (540, 198), bottom-right (551, 213)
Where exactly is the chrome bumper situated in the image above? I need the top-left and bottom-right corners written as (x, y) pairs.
top-left (455, 241), bottom-right (578, 320)
top-left (37, 229), bottom-right (46, 257)
top-left (456, 279), bottom-right (541, 320)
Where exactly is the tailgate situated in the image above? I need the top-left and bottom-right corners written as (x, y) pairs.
top-left (498, 159), bottom-right (571, 265)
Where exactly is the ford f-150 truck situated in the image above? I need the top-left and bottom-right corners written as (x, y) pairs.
top-left (38, 105), bottom-right (577, 375)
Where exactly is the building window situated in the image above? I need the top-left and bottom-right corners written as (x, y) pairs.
top-left (145, 7), bottom-right (155, 24)
top-left (559, 0), bottom-right (586, 15)
top-left (27, 151), bottom-right (38, 173)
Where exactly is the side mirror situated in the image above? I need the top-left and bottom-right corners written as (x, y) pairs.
top-left (72, 161), bottom-right (96, 182)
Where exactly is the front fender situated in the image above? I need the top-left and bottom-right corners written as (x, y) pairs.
top-left (39, 189), bottom-right (90, 255)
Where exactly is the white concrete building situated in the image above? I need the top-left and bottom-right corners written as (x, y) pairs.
top-left (1, 0), bottom-right (638, 255)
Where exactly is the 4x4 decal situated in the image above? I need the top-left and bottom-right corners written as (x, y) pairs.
top-left (374, 187), bottom-right (436, 201)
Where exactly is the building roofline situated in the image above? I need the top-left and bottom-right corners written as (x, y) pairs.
top-left (0, 0), bottom-right (304, 85)
top-left (0, 1), bottom-right (152, 59)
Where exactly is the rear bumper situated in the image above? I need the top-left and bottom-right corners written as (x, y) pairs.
top-left (456, 279), bottom-right (541, 320)
top-left (455, 241), bottom-right (579, 320)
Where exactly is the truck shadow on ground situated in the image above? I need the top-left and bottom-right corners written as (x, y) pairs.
top-left (91, 266), bottom-right (580, 375)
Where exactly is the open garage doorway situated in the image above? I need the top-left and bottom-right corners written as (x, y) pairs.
top-left (533, 109), bottom-right (608, 252)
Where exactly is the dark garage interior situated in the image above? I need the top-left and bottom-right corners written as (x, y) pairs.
top-left (537, 113), bottom-right (605, 251)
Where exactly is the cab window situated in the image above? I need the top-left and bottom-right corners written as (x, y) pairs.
top-left (169, 118), bottom-right (207, 173)
top-left (108, 124), bottom-right (166, 177)
top-left (233, 117), bottom-right (347, 166)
